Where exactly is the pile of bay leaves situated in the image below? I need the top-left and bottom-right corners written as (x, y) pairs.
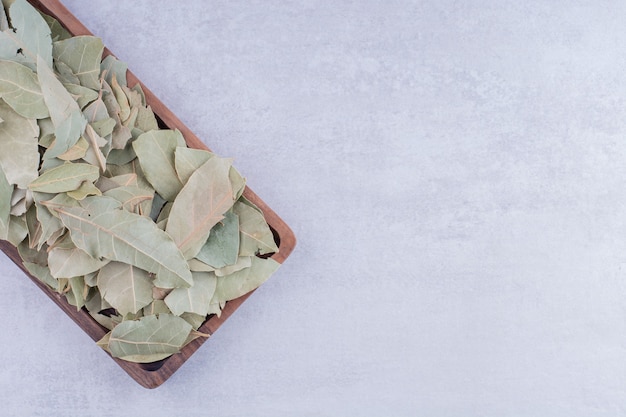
top-left (0, 0), bottom-right (280, 363)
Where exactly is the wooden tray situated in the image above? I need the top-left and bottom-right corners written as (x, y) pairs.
top-left (0, 0), bottom-right (296, 389)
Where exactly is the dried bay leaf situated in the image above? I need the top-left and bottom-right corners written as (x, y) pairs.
top-left (188, 258), bottom-right (216, 272)
top-left (0, 2), bottom-right (283, 364)
top-left (149, 192), bottom-right (167, 222)
top-left (32, 192), bottom-right (63, 249)
top-left (0, 60), bottom-right (48, 119)
top-left (234, 200), bottom-right (279, 256)
top-left (95, 173), bottom-right (137, 193)
top-left (131, 84), bottom-right (146, 106)
top-left (143, 300), bottom-right (171, 316)
top-left (106, 145), bottom-right (136, 166)
top-left (103, 185), bottom-right (153, 214)
top-left (101, 79), bottom-right (132, 149)
top-left (66, 180), bottom-right (102, 200)
top-left (91, 313), bottom-right (121, 332)
top-left (39, 192), bottom-right (78, 219)
top-left (0, 99), bottom-right (39, 188)
top-left (180, 313), bottom-right (208, 331)
top-left (156, 201), bottom-right (172, 230)
top-left (174, 147), bottom-right (212, 185)
top-left (6, 213), bottom-right (26, 246)
top-left (122, 106), bottom-right (138, 129)
top-left (48, 235), bottom-right (108, 279)
top-left (0, 163), bottom-right (11, 239)
top-left (55, 196), bottom-right (193, 288)
top-left (39, 156), bottom-right (65, 172)
top-left (106, 314), bottom-right (193, 363)
top-left (214, 255), bottom-right (251, 277)
top-left (0, 3), bottom-right (7, 31)
top-left (63, 83), bottom-right (98, 109)
top-left (238, 194), bottom-right (264, 214)
top-left (23, 261), bottom-right (57, 290)
top-left (24, 203), bottom-right (41, 248)
top-left (17, 239), bottom-right (47, 265)
top-left (82, 97), bottom-right (109, 123)
top-left (132, 129), bottom-right (185, 201)
top-left (82, 124), bottom-right (107, 172)
top-left (40, 12), bottom-right (71, 42)
top-left (90, 118), bottom-right (116, 139)
top-left (9, 187), bottom-right (31, 216)
top-left (166, 156), bottom-right (234, 259)
top-left (37, 116), bottom-right (54, 145)
top-left (100, 55), bottom-right (127, 87)
top-left (105, 160), bottom-right (153, 208)
top-left (66, 276), bottom-right (86, 310)
top-left (28, 162), bottom-right (99, 193)
top-left (230, 166), bottom-right (246, 201)
top-left (173, 146), bottom-right (245, 200)
top-left (84, 271), bottom-right (98, 287)
top-left (54, 59), bottom-right (80, 84)
top-left (84, 286), bottom-right (112, 312)
top-left (52, 35), bottom-right (103, 90)
top-left (135, 105), bottom-right (158, 132)
top-left (211, 257), bottom-right (280, 305)
top-left (0, 0), bottom-right (52, 70)
top-left (97, 261), bottom-right (153, 316)
top-left (57, 136), bottom-right (88, 161)
top-left (110, 73), bottom-right (130, 121)
top-left (164, 271), bottom-right (217, 317)
top-left (195, 210), bottom-right (240, 269)
top-left (37, 55), bottom-right (87, 159)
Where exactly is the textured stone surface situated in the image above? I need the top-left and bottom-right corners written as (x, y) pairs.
top-left (2, 0), bottom-right (626, 415)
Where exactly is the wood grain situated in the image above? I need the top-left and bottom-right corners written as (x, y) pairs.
top-left (0, 0), bottom-right (296, 389)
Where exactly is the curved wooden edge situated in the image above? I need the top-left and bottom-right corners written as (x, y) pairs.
top-left (4, 0), bottom-right (298, 389)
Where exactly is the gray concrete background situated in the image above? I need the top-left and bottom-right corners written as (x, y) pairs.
top-left (2, 1), bottom-right (626, 415)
